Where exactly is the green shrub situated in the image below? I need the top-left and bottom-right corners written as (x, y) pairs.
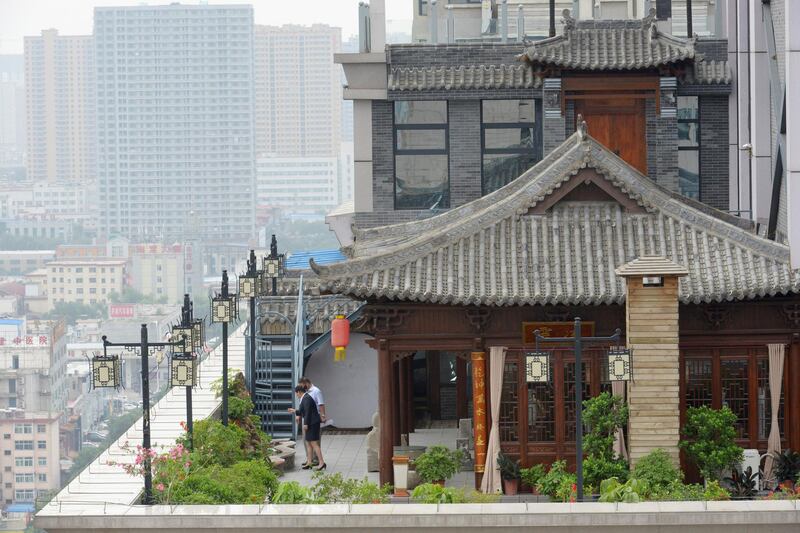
top-left (166, 460), bottom-right (277, 504)
top-left (680, 406), bottom-right (744, 481)
top-left (632, 449), bottom-right (682, 494)
top-left (521, 464), bottom-right (546, 488)
top-left (599, 477), bottom-right (648, 503)
top-left (648, 480), bottom-right (730, 502)
top-left (188, 419), bottom-right (249, 466)
top-left (773, 449), bottom-right (800, 485)
top-left (464, 490), bottom-right (501, 503)
top-left (536, 460), bottom-right (577, 501)
top-left (308, 472), bottom-right (391, 504)
top-left (228, 396), bottom-right (255, 422)
top-left (413, 445), bottom-right (464, 483)
top-left (497, 452), bottom-right (521, 481)
top-left (272, 481), bottom-right (312, 504)
top-left (582, 393), bottom-right (629, 488)
top-left (411, 483), bottom-right (466, 504)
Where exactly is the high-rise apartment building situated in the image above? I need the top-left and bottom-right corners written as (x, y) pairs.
top-left (94, 4), bottom-right (256, 244)
top-left (0, 55), bottom-right (25, 169)
top-left (24, 30), bottom-right (95, 182)
top-left (254, 25), bottom-right (342, 158)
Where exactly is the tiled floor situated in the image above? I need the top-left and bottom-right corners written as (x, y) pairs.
top-left (280, 427), bottom-right (476, 488)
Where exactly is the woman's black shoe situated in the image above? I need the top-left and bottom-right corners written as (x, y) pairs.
top-left (314, 463), bottom-right (327, 471)
top-left (301, 463), bottom-right (313, 470)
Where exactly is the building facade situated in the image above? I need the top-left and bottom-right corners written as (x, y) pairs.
top-left (45, 259), bottom-right (126, 308)
top-left (0, 411), bottom-right (61, 506)
top-left (94, 4), bottom-right (256, 244)
top-left (24, 30), bottom-right (95, 183)
top-left (253, 24), bottom-right (342, 159)
top-left (0, 55), bottom-right (25, 170)
top-left (256, 156), bottom-right (342, 214)
top-left (0, 251), bottom-right (54, 276)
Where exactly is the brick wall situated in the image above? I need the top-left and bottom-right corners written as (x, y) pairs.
top-left (699, 95), bottom-right (729, 210)
top-left (371, 100), bottom-right (395, 214)
top-left (388, 43), bottom-right (526, 67)
top-left (645, 99), bottom-right (679, 192)
top-left (695, 39), bottom-right (728, 62)
top-left (448, 100), bottom-right (482, 205)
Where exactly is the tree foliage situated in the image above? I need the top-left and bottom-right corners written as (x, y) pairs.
top-left (680, 406), bottom-right (744, 481)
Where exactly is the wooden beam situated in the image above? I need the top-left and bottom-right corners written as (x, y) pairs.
top-left (399, 356), bottom-right (409, 439)
top-left (788, 340), bottom-right (800, 451)
top-left (378, 339), bottom-right (393, 486)
top-left (456, 356), bottom-right (467, 420)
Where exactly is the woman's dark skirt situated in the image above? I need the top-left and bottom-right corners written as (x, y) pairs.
top-left (304, 422), bottom-right (321, 442)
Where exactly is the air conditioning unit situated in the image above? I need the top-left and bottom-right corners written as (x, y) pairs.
top-left (741, 449), bottom-right (761, 487)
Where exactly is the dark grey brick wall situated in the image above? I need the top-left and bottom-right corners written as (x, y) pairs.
top-left (699, 95), bottom-right (729, 211)
top-left (389, 88), bottom-right (543, 101)
top-left (388, 43), bottom-right (527, 67)
top-left (695, 39), bottom-right (728, 62)
top-left (646, 98), bottom-right (679, 192)
top-left (448, 100), bottom-right (482, 205)
top-left (371, 100), bottom-right (395, 214)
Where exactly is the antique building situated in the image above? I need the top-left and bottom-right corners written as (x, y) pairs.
top-left (313, 126), bottom-right (800, 486)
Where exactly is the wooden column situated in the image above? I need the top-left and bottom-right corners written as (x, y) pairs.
top-left (398, 357), bottom-right (409, 440)
top-left (378, 340), bottom-right (393, 485)
top-left (392, 359), bottom-right (401, 447)
top-left (456, 356), bottom-right (468, 420)
top-left (471, 351), bottom-right (488, 486)
top-left (407, 358), bottom-right (415, 434)
top-left (618, 257), bottom-right (687, 467)
top-left (788, 340), bottom-right (800, 451)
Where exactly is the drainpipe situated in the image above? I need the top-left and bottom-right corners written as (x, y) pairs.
top-left (430, 0), bottom-right (438, 44)
top-left (358, 2), bottom-right (370, 53)
top-left (501, 0), bottom-right (508, 43)
top-left (517, 4), bottom-right (525, 42)
top-left (447, 5), bottom-right (454, 43)
top-left (549, 0), bottom-right (556, 37)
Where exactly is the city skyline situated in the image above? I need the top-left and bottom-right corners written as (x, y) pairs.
top-left (0, 0), bottom-right (413, 54)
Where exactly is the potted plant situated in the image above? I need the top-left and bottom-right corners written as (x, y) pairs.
top-left (521, 463), bottom-right (546, 494)
top-left (680, 406), bottom-right (744, 483)
top-left (413, 445), bottom-right (464, 485)
top-left (497, 452), bottom-right (521, 495)
top-left (772, 449), bottom-right (800, 489)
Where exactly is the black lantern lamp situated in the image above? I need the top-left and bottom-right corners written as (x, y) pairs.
top-left (191, 319), bottom-right (205, 354)
top-left (211, 293), bottom-right (238, 324)
top-left (171, 327), bottom-right (193, 354)
top-left (171, 353), bottom-right (198, 387)
top-left (92, 353), bottom-right (121, 389)
top-left (607, 347), bottom-right (633, 382)
top-left (525, 351), bottom-right (551, 383)
top-left (238, 271), bottom-right (258, 299)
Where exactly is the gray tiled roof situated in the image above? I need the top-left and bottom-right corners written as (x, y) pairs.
top-left (388, 64), bottom-right (541, 91)
top-left (312, 128), bottom-right (799, 307)
top-left (521, 10), bottom-right (696, 71)
top-left (689, 60), bottom-right (731, 85)
top-left (258, 295), bottom-right (361, 335)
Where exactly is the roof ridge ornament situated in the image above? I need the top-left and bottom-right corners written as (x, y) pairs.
top-left (576, 114), bottom-right (588, 141)
top-left (562, 8), bottom-right (575, 32)
top-left (642, 7), bottom-right (657, 29)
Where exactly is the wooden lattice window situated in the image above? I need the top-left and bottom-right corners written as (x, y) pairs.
top-left (685, 357), bottom-right (713, 409)
top-left (721, 358), bottom-right (749, 439)
top-left (527, 381), bottom-right (555, 442)
top-left (499, 361), bottom-right (519, 442)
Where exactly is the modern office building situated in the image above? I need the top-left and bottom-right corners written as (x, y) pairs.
top-left (254, 24), bottom-right (342, 159)
top-left (24, 30), bottom-right (95, 183)
top-left (94, 4), bottom-right (256, 244)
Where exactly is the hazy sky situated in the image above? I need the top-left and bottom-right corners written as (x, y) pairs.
top-left (0, 0), bottom-right (413, 54)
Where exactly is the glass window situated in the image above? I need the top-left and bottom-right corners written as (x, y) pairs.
top-left (678, 96), bottom-right (700, 199)
top-left (14, 440), bottom-right (33, 451)
top-left (482, 100), bottom-right (542, 195)
top-left (15, 457), bottom-right (33, 467)
top-left (499, 361), bottom-right (519, 442)
top-left (394, 101), bottom-right (449, 210)
top-left (38, 457), bottom-right (47, 466)
top-left (37, 440), bottom-right (46, 450)
top-left (37, 424), bottom-right (46, 433)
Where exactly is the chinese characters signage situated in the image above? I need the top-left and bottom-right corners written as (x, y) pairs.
top-left (108, 304), bottom-right (135, 319)
top-left (0, 336), bottom-right (48, 346)
top-left (470, 351), bottom-right (487, 474)
top-left (522, 321), bottom-right (595, 344)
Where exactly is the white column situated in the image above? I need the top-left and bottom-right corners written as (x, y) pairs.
top-left (369, 0), bottom-right (386, 51)
top-left (787, 0), bottom-right (800, 268)
top-left (353, 100), bottom-right (374, 213)
top-left (748, 0), bottom-right (771, 225)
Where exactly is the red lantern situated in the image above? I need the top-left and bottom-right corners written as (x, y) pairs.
top-left (331, 314), bottom-right (350, 362)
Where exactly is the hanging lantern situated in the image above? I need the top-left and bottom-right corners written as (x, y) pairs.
top-left (331, 314), bottom-right (350, 362)
top-left (171, 353), bottom-right (197, 387)
top-left (525, 351), bottom-right (550, 383)
top-left (211, 294), bottom-right (237, 323)
top-left (607, 347), bottom-right (632, 382)
top-left (172, 326), bottom-right (194, 354)
top-left (238, 272), bottom-right (258, 299)
top-left (92, 354), bottom-right (121, 389)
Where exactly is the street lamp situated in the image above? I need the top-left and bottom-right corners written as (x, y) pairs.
top-left (263, 234), bottom-right (284, 297)
top-left (211, 270), bottom-right (238, 426)
top-left (170, 294), bottom-right (202, 450)
top-left (533, 317), bottom-right (624, 502)
top-left (239, 250), bottom-right (261, 395)
top-left (93, 325), bottom-right (186, 505)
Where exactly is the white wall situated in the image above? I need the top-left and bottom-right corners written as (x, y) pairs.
top-left (304, 332), bottom-right (377, 429)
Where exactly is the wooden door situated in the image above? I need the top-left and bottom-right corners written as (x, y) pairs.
top-left (574, 98), bottom-right (647, 174)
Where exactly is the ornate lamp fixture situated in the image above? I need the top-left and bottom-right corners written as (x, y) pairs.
top-left (91, 354), bottom-right (121, 389)
top-left (171, 326), bottom-right (193, 354)
top-left (238, 271), bottom-right (258, 299)
top-left (211, 293), bottom-right (238, 323)
top-left (170, 353), bottom-right (197, 387)
top-left (606, 347), bottom-right (632, 382)
top-left (525, 351), bottom-right (551, 383)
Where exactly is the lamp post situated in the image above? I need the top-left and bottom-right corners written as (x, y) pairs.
top-left (531, 317), bottom-right (626, 502)
top-left (211, 270), bottom-right (238, 426)
top-left (239, 249), bottom-right (261, 396)
top-left (93, 325), bottom-right (186, 505)
top-left (263, 235), bottom-right (284, 297)
top-left (172, 294), bottom-right (202, 450)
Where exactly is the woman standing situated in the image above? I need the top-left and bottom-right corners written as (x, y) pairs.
top-left (292, 384), bottom-right (325, 470)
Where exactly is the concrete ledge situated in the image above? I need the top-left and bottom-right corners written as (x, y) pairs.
top-left (36, 500), bottom-right (800, 532)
